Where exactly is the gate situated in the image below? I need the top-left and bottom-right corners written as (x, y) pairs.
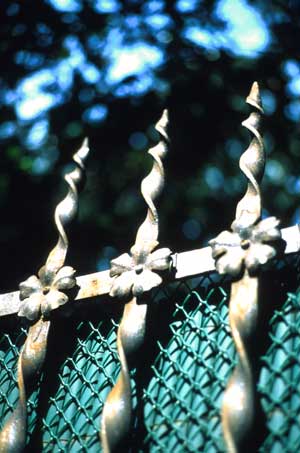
top-left (0, 83), bottom-right (299, 452)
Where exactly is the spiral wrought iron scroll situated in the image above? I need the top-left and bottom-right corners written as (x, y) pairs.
top-left (101, 110), bottom-right (172, 452)
top-left (0, 139), bottom-right (89, 452)
top-left (209, 83), bottom-right (284, 453)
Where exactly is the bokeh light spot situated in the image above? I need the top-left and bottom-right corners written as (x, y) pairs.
top-left (182, 218), bottom-right (202, 240)
top-left (16, 94), bottom-right (56, 120)
top-left (0, 122), bottom-right (16, 140)
top-left (83, 104), bottom-right (108, 124)
top-left (65, 121), bottom-right (83, 137)
top-left (106, 43), bottom-right (163, 84)
top-left (25, 119), bottom-right (49, 150)
top-left (265, 159), bottom-right (285, 183)
top-left (282, 60), bottom-right (300, 78)
top-left (47, 0), bottom-right (82, 12)
top-left (284, 100), bottom-right (300, 122)
top-left (217, 0), bottom-right (269, 56)
top-left (94, 0), bottom-right (120, 14)
top-left (176, 0), bottom-right (198, 13)
top-left (204, 166), bottom-right (224, 190)
top-left (129, 132), bottom-right (148, 150)
top-left (261, 90), bottom-right (277, 115)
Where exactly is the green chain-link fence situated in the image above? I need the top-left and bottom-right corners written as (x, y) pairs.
top-left (0, 254), bottom-right (300, 452)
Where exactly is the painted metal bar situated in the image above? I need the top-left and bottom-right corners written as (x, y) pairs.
top-left (0, 224), bottom-right (299, 318)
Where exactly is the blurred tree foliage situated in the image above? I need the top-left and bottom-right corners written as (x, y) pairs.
top-left (0, 0), bottom-right (300, 291)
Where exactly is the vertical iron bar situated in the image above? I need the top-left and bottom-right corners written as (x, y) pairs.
top-left (0, 140), bottom-right (89, 452)
top-left (101, 111), bottom-right (171, 452)
top-left (209, 83), bottom-right (284, 453)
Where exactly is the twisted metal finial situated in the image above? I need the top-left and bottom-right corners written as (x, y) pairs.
top-left (209, 83), bottom-right (283, 453)
top-left (44, 138), bottom-right (89, 276)
top-left (101, 110), bottom-right (171, 452)
top-left (0, 139), bottom-right (89, 452)
top-left (233, 82), bottom-right (264, 230)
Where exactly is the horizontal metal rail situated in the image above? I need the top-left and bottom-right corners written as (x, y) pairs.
top-left (0, 224), bottom-right (299, 318)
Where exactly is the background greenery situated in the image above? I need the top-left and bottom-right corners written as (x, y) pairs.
top-left (0, 0), bottom-right (300, 291)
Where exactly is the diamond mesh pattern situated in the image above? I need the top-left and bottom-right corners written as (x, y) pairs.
top-left (0, 321), bottom-right (41, 440)
top-left (40, 319), bottom-right (119, 452)
top-left (0, 256), bottom-right (299, 452)
top-left (141, 276), bottom-right (234, 453)
top-left (259, 291), bottom-right (300, 453)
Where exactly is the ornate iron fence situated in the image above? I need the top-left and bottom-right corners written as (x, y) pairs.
top-left (0, 83), bottom-right (300, 453)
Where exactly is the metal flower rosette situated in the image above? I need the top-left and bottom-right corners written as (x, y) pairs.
top-left (210, 216), bottom-right (283, 278)
top-left (1, 83), bottom-right (300, 453)
top-left (110, 246), bottom-right (171, 298)
top-left (0, 139), bottom-right (89, 452)
top-left (209, 82), bottom-right (285, 453)
top-left (18, 265), bottom-right (76, 322)
top-left (101, 110), bottom-right (172, 453)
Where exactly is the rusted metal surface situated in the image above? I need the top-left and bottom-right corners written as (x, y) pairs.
top-left (209, 82), bottom-right (285, 453)
top-left (0, 84), bottom-right (299, 453)
top-left (0, 318), bottom-right (50, 453)
top-left (0, 224), bottom-right (299, 318)
top-left (100, 110), bottom-right (171, 452)
top-left (0, 139), bottom-right (89, 452)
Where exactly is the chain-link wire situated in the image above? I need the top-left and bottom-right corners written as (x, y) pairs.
top-left (0, 255), bottom-right (299, 452)
top-left (259, 292), bottom-right (300, 452)
top-left (140, 274), bottom-right (234, 453)
top-left (0, 320), bottom-right (42, 443)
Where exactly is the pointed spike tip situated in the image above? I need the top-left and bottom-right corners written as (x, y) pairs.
top-left (155, 109), bottom-right (169, 140)
top-left (76, 137), bottom-right (90, 162)
top-left (246, 81), bottom-right (264, 113)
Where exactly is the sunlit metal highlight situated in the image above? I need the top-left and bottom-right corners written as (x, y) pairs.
top-left (209, 83), bottom-right (284, 453)
top-left (100, 110), bottom-right (171, 452)
top-left (0, 139), bottom-right (89, 452)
